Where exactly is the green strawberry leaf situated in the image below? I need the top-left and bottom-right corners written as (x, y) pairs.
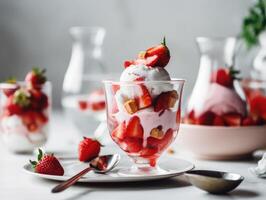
top-left (37, 148), bottom-right (43, 161)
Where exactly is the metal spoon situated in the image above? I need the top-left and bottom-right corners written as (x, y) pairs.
top-left (186, 170), bottom-right (244, 194)
top-left (51, 154), bottom-right (120, 193)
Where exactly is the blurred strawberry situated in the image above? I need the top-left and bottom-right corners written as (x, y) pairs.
top-left (196, 111), bottom-right (215, 125)
top-left (223, 113), bottom-right (242, 126)
top-left (30, 149), bottom-right (64, 176)
top-left (211, 67), bottom-right (240, 88)
top-left (25, 68), bottom-right (47, 89)
top-left (213, 115), bottom-right (225, 126)
top-left (2, 77), bottom-right (19, 97)
top-left (29, 89), bottom-right (48, 110)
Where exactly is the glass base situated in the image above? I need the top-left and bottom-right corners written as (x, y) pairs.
top-left (118, 165), bottom-right (167, 177)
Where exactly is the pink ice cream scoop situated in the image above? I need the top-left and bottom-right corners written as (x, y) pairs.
top-left (199, 83), bottom-right (247, 117)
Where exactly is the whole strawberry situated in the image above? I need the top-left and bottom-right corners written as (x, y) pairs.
top-left (78, 137), bottom-right (101, 162)
top-left (144, 37), bottom-right (170, 68)
top-left (30, 149), bottom-right (64, 176)
top-left (2, 77), bottom-right (19, 97)
top-left (25, 68), bottom-right (47, 89)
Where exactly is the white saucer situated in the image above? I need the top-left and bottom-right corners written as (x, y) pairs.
top-left (23, 156), bottom-right (194, 182)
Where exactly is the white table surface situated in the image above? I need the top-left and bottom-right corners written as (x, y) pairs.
top-left (0, 111), bottom-right (266, 200)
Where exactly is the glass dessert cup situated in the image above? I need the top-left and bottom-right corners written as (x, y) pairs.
top-left (242, 79), bottom-right (266, 125)
top-left (104, 79), bottom-right (185, 176)
top-left (0, 82), bottom-right (51, 153)
top-left (184, 37), bottom-right (248, 126)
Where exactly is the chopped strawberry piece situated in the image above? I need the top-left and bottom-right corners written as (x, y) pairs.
top-left (122, 137), bottom-right (143, 153)
top-left (140, 147), bottom-right (157, 157)
top-left (78, 137), bottom-right (101, 162)
top-left (242, 116), bottom-right (256, 126)
top-left (112, 85), bottom-right (120, 94)
top-left (126, 116), bottom-right (144, 139)
top-left (134, 77), bottom-right (145, 81)
top-left (196, 111), bottom-right (215, 125)
top-left (78, 100), bottom-right (88, 110)
top-left (213, 115), bottom-right (225, 126)
top-left (136, 85), bottom-right (152, 109)
top-left (147, 128), bottom-right (174, 151)
top-left (154, 90), bottom-right (178, 112)
top-left (124, 60), bottom-right (134, 68)
top-left (249, 95), bottom-right (266, 120)
top-left (90, 102), bottom-right (105, 111)
top-left (223, 113), bottom-right (242, 126)
top-left (111, 121), bottom-right (126, 140)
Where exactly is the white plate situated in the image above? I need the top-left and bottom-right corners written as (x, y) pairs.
top-left (23, 156), bottom-right (194, 182)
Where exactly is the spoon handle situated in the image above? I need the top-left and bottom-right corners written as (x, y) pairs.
top-left (51, 167), bottom-right (92, 193)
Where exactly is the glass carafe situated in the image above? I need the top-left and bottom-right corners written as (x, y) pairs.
top-left (184, 37), bottom-right (247, 126)
top-left (62, 26), bottom-right (109, 137)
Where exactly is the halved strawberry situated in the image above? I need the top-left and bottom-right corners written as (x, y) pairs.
top-left (122, 137), bottom-right (143, 153)
top-left (223, 113), bottom-right (242, 126)
top-left (145, 37), bottom-right (170, 68)
top-left (126, 116), bottom-right (144, 138)
top-left (111, 121), bottom-right (126, 140)
top-left (154, 90), bottom-right (178, 112)
top-left (196, 111), bottom-right (215, 125)
top-left (136, 85), bottom-right (152, 109)
top-left (213, 115), bottom-right (225, 126)
top-left (78, 137), bottom-right (101, 162)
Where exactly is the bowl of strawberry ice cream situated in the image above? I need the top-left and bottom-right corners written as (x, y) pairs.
top-left (104, 38), bottom-right (185, 175)
top-left (180, 67), bottom-right (266, 160)
top-left (0, 68), bottom-right (51, 153)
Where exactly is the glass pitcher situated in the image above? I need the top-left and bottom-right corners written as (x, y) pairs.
top-left (184, 37), bottom-right (247, 126)
top-left (62, 26), bottom-right (109, 136)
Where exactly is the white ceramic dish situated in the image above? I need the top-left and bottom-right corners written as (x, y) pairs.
top-left (178, 124), bottom-right (266, 160)
top-left (23, 156), bottom-right (194, 182)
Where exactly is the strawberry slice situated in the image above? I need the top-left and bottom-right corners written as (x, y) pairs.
top-left (223, 113), bottom-right (242, 126)
top-left (111, 121), bottom-right (126, 140)
top-left (136, 85), bottom-right (152, 109)
top-left (213, 115), bottom-right (225, 126)
top-left (196, 111), bottom-right (215, 125)
top-left (154, 90), bottom-right (178, 112)
top-left (126, 116), bottom-right (144, 138)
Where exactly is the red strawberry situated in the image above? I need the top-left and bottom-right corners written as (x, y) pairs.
top-left (249, 95), bottom-right (266, 120)
top-left (126, 116), bottom-right (144, 138)
top-left (154, 90), bottom-right (178, 112)
top-left (145, 37), bottom-right (170, 68)
top-left (30, 149), bottom-right (64, 176)
top-left (147, 128), bottom-right (174, 151)
top-left (111, 121), bottom-right (126, 140)
top-left (90, 102), bottom-right (106, 111)
top-left (211, 67), bottom-right (240, 88)
top-left (122, 137), bottom-right (143, 153)
top-left (176, 109), bottom-right (181, 124)
top-left (30, 89), bottom-right (48, 110)
top-left (184, 110), bottom-right (196, 124)
top-left (112, 84), bottom-right (120, 94)
top-left (78, 137), bottom-right (101, 162)
top-left (213, 115), bottom-right (225, 126)
top-left (136, 85), bottom-right (152, 109)
top-left (2, 78), bottom-right (19, 97)
top-left (25, 68), bottom-right (47, 89)
top-left (223, 113), bottom-right (242, 126)
top-left (78, 100), bottom-right (89, 110)
top-left (140, 147), bottom-right (158, 157)
top-left (196, 111), bottom-right (215, 125)
top-left (242, 116), bottom-right (256, 126)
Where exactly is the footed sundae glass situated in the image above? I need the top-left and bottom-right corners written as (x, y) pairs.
top-left (104, 79), bottom-right (184, 176)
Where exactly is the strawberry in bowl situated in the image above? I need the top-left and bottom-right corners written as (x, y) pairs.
top-left (0, 68), bottom-right (51, 153)
top-left (104, 38), bottom-right (185, 175)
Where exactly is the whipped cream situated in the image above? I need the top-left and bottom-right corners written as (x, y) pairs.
top-left (120, 64), bottom-right (172, 98)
